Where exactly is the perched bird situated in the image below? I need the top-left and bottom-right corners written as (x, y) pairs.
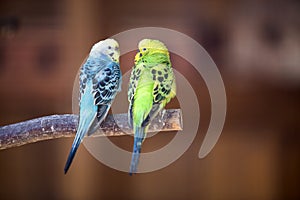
top-left (64, 39), bottom-right (122, 174)
top-left (128, 39), bottom-right (176, 174)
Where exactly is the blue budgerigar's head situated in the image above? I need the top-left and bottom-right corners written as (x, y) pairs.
top-left (90, 38), bottom-right (120, 63)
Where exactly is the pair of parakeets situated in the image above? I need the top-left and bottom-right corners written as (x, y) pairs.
top-left (64, 38), bottom-right (176, 175)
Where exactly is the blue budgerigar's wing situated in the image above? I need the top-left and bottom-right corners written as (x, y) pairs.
top-left (93, 61), bottom-right (122, 106)
top-left (86, 61), bottom-right (121, 135)
top-left (79, 57), bottom-right (109, 97)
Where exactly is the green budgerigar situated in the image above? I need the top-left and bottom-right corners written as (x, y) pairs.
top-left (128, 39), bottom-right (176, 174)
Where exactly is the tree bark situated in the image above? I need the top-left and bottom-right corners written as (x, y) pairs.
top-left (0, 109), bottom-right (182, 150)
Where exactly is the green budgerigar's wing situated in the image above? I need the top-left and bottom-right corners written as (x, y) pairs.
top-left (140, 63), bottom-right (176, 127)
top-left (128, 62), bottom-right (176, 128)
top-left (128, 64), bottom-right (142, 127)
top-left (151, 63), bottom-right (176, 104)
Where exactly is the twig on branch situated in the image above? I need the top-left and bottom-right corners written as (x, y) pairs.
top-left (0, 109), bottom-right (182, 150)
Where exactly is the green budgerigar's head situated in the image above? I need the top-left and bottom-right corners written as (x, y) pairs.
top-left (134, 39), bottom-right (169, 65)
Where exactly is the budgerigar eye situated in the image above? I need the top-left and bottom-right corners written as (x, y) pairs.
top-left (143, 48), bottom-right (146, 51)
top-left (108, 46), bottom-right (112, 49)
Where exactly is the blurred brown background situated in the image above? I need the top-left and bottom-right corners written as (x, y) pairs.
top-left (0, 0), bottom-right (299, 199)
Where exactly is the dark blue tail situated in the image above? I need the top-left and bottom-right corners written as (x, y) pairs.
top-left (130, 127), bottom-right (145, 175)
top-left (64, 117), bottom-right (91, 174)
top-left (64, 133), bottom-right (83, 174)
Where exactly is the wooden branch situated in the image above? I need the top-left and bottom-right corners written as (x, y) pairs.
top-left (0, 109), bottom-right (182, 150)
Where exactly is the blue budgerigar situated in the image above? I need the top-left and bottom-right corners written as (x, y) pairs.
top-left (64, 39), bottom-right (122, 174)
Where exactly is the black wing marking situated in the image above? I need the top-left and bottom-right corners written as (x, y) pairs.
top-left (92, 62), bottom-right (121, 120)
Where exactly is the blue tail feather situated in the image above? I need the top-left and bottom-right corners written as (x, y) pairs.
top-left (64, 133), bottom-right (82, 174)
top-left (130, 127), bottom-right (145, 175)
top-left (64, 116), bottom-right (93, 174)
